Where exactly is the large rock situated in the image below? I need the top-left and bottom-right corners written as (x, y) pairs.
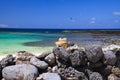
top-left (66, 44), bottom-right (79, 53)
top-left (37, 51), bottom-right (51, 59)
top-left (69, 50), bottom-right (86, 67)
top-left (0, 54), bottom-right (14, 80)
top-left (58, 67), bottom-right (88, 80)
top-left (1, 78), bottom-right (5, 80)
top-left (102, 44), bottom-right (120, 53)
top-left (0, 64), bottom-right (2, 80)
top-left (36, 73), bottom-right (61, 80)
top-left (2, 64), bottom-right (38, 80)
top-left (89, 72), bottom-right (103, 80)
top-left (52, 66), bottom-right (58, 73)
top-left (86, 69), bottom-right (103, 80)
top-left (103, 51), bottom-right (117, 65)
top-left (67, 42), bottom-right (75, 47)
top-left (111, 66), bottom-right (120, 77)
top-left (15, 51), bottom-right (34, 64)
top-left (108, 74), bottom-right (120, 80)
top-left (115, 60), bottom-right (120, 68)
top-left (87, 61), bottom-right (103, 68)
top-left (30, 56), bottom-right (48, 70)
top-left (100, 65), bottom-right (112, 76)
top-left (0, 54), bottom-right (14, 68)
top-left (45, 53), bottom-right (55, 66)
top-left (53, 47), bottom-right (69, 64)
top-left (115, 51), bottom-right (120, 68)
top-left (85, 46), bottom-right (103, 63)
top-left (66, 44), bottom-right (85, 53)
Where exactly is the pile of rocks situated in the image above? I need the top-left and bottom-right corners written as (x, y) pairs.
top-left (1, 42), bottom-right (120, 80)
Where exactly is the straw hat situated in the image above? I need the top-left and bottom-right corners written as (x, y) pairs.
top-left (55, 37), bottom-right (68, 45)
top-left (58, 37), bottom-right (67, 42)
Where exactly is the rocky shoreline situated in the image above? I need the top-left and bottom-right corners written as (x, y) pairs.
top-left (62, 30), bottom-right (120, 35)
top-left (1, 40), bottom-right (120, 80)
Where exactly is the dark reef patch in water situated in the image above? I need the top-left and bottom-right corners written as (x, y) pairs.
top-left (23, 39), bottom-right (105, 47)
top-left (23, 39), bottom-right (56, 47)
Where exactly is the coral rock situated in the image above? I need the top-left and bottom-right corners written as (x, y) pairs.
top-left (102, 44), bottom-right (120, 53)
top-left (111, 67), bottom-right (120, 77)
top-left (85, 46), bottom-right (103, 63)
top-left (87, 61), bottom-right (103, 68)
top-left (108, 74), bottom-right (120, 80)
top-left (0, 54), bottom-right (14, 68)
top-left (37, 51), bottom-right (51, 59)
top-left (30, 56), bottom-right (48, 70)
top-left (100, 65), bottom-right (112, 76)
top-left (45, 53), bottom-right (55, 66)
top-left (2, 64), bottom-right (38, 80)
top-left (15, 51), bottom-right (34, 64)
top-left (0, 64), bottom-right (2, 80)
top-left (58, 67), bottom-right (88, 80)
top-left (86, 69), bottom-right (103, 80)
top-left (36, 73), bottom-right (61, 80)
top-left (53, 47), bottom-right (69, 64)
top-left (69, 50), bottom-right (86, 67)
top-left (0, 54), bottom-right (14, 80)
top-left (67, 42), bottom-right (75, 47)
top-left (103, 51), bottom-right (117, 65)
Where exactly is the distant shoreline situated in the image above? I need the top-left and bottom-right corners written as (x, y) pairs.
top-left (0, 27), bottom-right (120, 30)
top-left (62, 30), bottom-right (120, 35)
top-left (0, 28), bottom-right (120, 34)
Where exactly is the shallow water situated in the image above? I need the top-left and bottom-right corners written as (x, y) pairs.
top-left (0, 32), bottom-right (64, 55)
top-left (0, 31), bottom-right (120, 55)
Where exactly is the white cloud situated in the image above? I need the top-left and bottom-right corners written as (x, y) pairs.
top-left (113, 12), bottom-right (120, 15)
top-left (90, 21), bottom-right (95, 23)
top-left (91, 17), bottom-right (96, 21)
top-left (90, 17), bottom-right (96, 24)
top-left (114, 20), bottom-right (119, 23)
top-left (0, 24), bottom-right (8, 28)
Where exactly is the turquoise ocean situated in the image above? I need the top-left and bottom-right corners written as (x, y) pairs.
top-left (0, 28), bottom-right (120, 55)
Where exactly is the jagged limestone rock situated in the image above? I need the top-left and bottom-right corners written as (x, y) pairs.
top-left (2, 64), bottom-right (38, 80)
top-left (0, 54), bottom-right (14, 80)
top-left (103, 51), bottom-right (117, 65)
top-left (100, 65), bottom-right (112, 76)
top-left (85, 46), bottom-right (103, 63)
top-left (69, 50), bottom-right (86, 67)
top-left (0, 64), bottom-right (2, 80)
top-left (108, 74), bottom-right (120, 80)
top-left (37, 51), bottom-right (51, 59)
top-left (58, 67), bottom-right (88, 80)
top-left (45, 53), bottom-right (55, 66)
top-left (102, 44), bottom-right (120, 53)
top-left (15, 51), bottom-right (34, 64)
top-left (30, 56), bottom-right (48, 70)
top-left (0, 54), bottom-right (14, 68)
top-left (52, 66), bottom-right (58, 73)
top-left (111, 66), bottom-right (120, 77)
top-left (53, 47), bottom-right (69, 64)
top-left (66, 44), bottom-right (85, 53)
top-left (87, 61), bottom-right (103, 68)
top-left (36, 73), bottom-right (61, 80)
top-left (86, 69), bottom-right (103, 80)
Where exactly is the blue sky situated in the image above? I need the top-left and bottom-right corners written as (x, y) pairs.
top-left (0, 0), bottom-right (120, 29)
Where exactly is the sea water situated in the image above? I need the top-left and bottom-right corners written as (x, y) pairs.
top-left (0, 32), bottom-right (64, 55)
top-left (0, 28), bottom-right (120, 55)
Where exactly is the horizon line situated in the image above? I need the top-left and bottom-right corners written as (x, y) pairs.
top-left (0, 27), bottom-right (120, 30)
